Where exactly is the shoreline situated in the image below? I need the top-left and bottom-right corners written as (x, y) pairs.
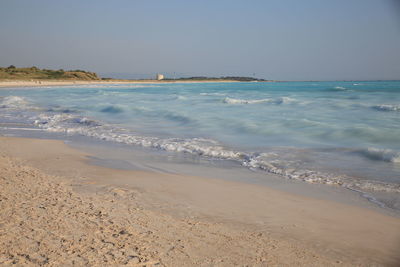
top-left (0, 79), bottom-right (244, 88)
top-left (1, 79), bottom-right (398, 89)
top-left (1, 136), bottom-right (400, 266)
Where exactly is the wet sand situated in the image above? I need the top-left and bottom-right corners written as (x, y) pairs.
top-left (1, 136), bottom-right (399, 266)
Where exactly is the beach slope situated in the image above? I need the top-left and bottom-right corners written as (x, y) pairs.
top-left (0, 137), bottom-right (399, 266)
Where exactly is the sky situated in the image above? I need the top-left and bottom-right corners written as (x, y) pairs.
top-left (0, 0), bottom-right (399, 80)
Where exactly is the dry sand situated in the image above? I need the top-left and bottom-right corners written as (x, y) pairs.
top-left (0, 137), bottom-right (399, 266)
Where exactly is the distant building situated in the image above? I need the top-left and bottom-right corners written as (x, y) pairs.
top-left (156, 74), bottom-right (164, 80)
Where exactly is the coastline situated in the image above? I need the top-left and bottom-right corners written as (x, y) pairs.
top-left (1, 136), bottom-right (399, 266)
top-left (0, 79), bottom-right (242, 88)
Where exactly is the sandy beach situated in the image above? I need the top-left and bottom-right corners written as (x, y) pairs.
top-left (2, 0), bottom-right (399, 265)
top-left (0, 136), bottom-right (399, 266)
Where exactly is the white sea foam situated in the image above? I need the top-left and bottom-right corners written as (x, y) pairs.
top-left (372, 104), bottom-right (400, 112)
top-left (333, 86), bottom-right (347, 90)
top-left (243, 153), bottom-right (400, 193)
top-left (200, 92), bottom-right (227, 96)
top-left (2, 92), bottom-right (400, 198)
top-left (223, 97), bottom-right (296, 105)
top-left (34, 114), bottom-right (101, 133)
top-left (33, 113), bottom-right (244, 159)
top-left (275, 97), bottom-right (297, 104)
top-left (30, 111), bottom-right (400, 194)
top-left (223, 97), bottom-right (272, 104)
top-left (0, 96), bottom-right (29, 109)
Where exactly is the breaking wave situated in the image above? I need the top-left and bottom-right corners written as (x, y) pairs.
top-left (372, 104), bottom-right (400, 112)
top-left (358, 147), bottom-right (400, 163)
top-left (200, 92), bottom-right (227, 96)
top-left (30, 112), bottom-right (400, 194)
top-left (329, 86), bottom-right (352, 92)
top-left (223, 97), bottom-right (296, 105)
top-left (0, 96), bottom-right (30, 109)
top-left (223, 97), bottom-right (272, 104)
top-left (176, 95), bottom-right (187, 100)
top-left (2, 93), bottom-right (400, 202)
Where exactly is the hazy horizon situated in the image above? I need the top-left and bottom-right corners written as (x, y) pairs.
top-left (1, 0), bottom-right (399, 81)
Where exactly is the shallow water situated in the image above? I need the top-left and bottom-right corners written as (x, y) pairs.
top-left (0, 81), bottom-right (399, 210)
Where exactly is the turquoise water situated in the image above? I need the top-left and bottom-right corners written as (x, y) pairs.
top-left (1, 81), bottom-right (400, 208)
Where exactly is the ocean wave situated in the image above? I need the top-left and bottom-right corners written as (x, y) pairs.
top-left (3, 96), bottom-right (398, 196)
top-left (275, 97), bottom-right (297, 104)
top-left (372, 104), bottom-right (400, 112)
top-left (33, 113), bottom-right (242, 159)
top-left (223, 97), bottom-right (296, 105)
top-left (200, 92), bottom-right (227, 96)
top-left (0, 96), bottom-right (30, 109)
top-left (242, 153), bottom-right (400, 193)
top-left (30, 111), bottom-right (400, 194)
top-left (357, 148), bottom-right (400, 163)
top-left (176, 95), bottom-right (187, 100)
top-left (223, 97), bottom-right (272, 104)
top-left (333, 86), bottom-right (347, 90)
top-left (34, 113), bottom-right (102, 132)
top-left (100, 105), bottom-right (124, 114)
top-left (129, 106), bottom-right (193, 124)
top-left (46, 107), bottom-right (77, 113)
top-left (329, 86), bottom-right (352, 92)
top-left (163, 112), bottom-right (193, 124)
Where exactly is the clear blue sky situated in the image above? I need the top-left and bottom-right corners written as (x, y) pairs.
top-left (1, 0), bottom-right (399, 80)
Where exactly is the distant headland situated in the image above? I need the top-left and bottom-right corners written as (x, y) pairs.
top-left (163, 76), bottom-right (268, 82)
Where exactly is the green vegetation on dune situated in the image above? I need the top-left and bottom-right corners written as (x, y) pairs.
top-left (0, 66), bottom-right (100, 80)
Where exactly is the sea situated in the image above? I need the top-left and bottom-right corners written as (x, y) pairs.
top-left (1, 81), bottom-right (399, 211)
